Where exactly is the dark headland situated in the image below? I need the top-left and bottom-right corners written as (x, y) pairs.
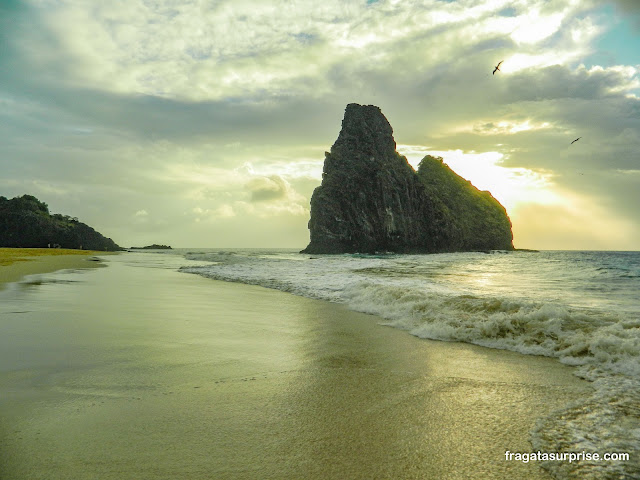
top-left (0, 194), bottom-right (122, 251)
top-left (302, 104), bottom-right (514, 254)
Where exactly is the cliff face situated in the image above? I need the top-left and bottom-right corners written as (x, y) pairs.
top-left (301, 104), bottom-right (513, 254)
top-left (0, 194), bottom-right (122, 251)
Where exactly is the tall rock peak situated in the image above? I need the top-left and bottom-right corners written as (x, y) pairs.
top-left (302, 103), bottom-right (514, 254)
top-left (331, 104), bottom-right (397, 159)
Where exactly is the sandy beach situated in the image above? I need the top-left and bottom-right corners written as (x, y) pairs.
top-left (0, 252), bottom-right (591, 479)
top-left (0, 248), bottom-right (108, 287)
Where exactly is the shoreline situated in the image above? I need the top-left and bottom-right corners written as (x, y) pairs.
top-left (0, 252), bottom-right (592, 479)
top-left (0, 248), bottom-right (113, 287)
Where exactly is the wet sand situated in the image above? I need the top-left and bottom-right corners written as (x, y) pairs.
top-left (0, 253), bottom-right (591, 479)
top-left (0, 248), bottom-right (108, 287)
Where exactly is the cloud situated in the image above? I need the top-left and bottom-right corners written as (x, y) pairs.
top-left (610, 0), bottom-right (640, 29)
top-left (192, 205), bottom-right (235, 221)
top-left (247, 175), bottom-right (290, 202)
top-left (244, 175), bottom-right (308, 217)
top-left (6, 0), bottom-right (593, 103)
top-left (500, 64), bottom-right (639, 103)
top-left (1, 0), bottom-right (639, 249)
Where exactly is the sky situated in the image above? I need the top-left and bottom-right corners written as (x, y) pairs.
top-left (1, 0), bottom-right (639, 250)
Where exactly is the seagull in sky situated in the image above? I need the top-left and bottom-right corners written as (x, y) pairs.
top-left (570, 137), bottom-right (582, 145)
top-left (493, 60), bottom-right (503, 75)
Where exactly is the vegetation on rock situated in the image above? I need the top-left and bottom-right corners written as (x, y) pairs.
top-left (0, 195), bottom-right (122, 251)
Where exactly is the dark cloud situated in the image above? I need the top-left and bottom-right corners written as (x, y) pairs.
top-left (500, 65), bottom-right (638, 103)
top-left (0, 76), bottom-right (344, 148)
top-left (611, 0), bottom-right (640, 14)
top-left (610, 0), bottom-right (640, 30)
top-left (247, 176), bottom-right (289, 202)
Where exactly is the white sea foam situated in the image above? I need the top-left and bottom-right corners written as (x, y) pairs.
top-left (177, 249), bottom-right (640, 479)
top-left (342, 281), bottom-right (640, 376)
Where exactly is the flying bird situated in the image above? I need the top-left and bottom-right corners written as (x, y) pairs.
top-left (493, 60), bottom-right (503, 75)
top-left (570, 137), bottom-right (582, 145)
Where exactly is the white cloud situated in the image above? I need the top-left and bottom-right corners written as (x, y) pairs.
top-left (17, 0), bottom-right (599, 101)
top-left (510, 9), bottom-right (563, 44)
top-left (192, 204), bottom-right (235, 222)
top-left (453, 120), bottom-right (554, 135)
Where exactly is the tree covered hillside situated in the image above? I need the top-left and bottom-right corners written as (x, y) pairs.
top-left (0, 195), bottom-right (122, 251)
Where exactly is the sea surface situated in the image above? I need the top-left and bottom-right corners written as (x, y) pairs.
top-left (159, 248), bottom-right (639, 479)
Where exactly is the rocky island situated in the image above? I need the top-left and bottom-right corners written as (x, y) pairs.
top-left (302, 104), bottom-right (513, 254)
top-left (130, 244), bottom-right (172, 250)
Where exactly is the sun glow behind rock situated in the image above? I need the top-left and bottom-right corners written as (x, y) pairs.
top-left (397, 144), bottom-right (640, 250)
top-left (398, 145), bottom-right (558, 213)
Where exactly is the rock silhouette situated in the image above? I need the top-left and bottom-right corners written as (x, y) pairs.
top-left (302, 104), bottom-right (513, 254)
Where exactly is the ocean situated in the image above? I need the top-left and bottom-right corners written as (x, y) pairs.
top-left (160, 248), bottom-right (640, 479)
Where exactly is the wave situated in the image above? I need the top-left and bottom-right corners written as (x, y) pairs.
top-left (343, 282), bottom-right (640, 379)
top-left (179, 251), bottom-right (640, 479)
